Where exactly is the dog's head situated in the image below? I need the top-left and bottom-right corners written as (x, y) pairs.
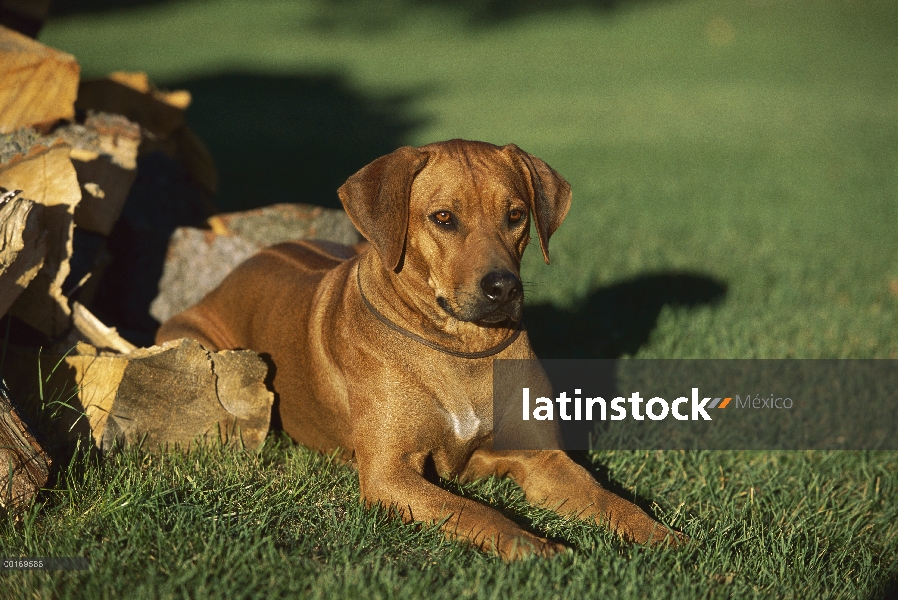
top-left (338, 139), bottom-right (571, 325)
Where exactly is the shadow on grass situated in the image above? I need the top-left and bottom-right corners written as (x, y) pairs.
top-left (50, 0), bottom-right (678, 26)
top-left (312, 0), bottom-right (677, 30)
top-left (526, 272), bottom-right (728, 359)
top-left (170, 71), bottom-right (429, 213)
top-left (871, 571), bottom-right (898, 600)
top-left (521, 273), bottom-right (717, 540)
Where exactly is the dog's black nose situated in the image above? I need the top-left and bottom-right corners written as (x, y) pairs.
top-left (480, 270), bottom-right (522, 304)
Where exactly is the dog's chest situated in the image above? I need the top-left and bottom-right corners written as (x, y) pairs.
top-left (446, 403), bottom-right (486, 441)
top-left (429, 364), bottom-right (493, 444)
top-left (433, 392), bottom-right (492, 448)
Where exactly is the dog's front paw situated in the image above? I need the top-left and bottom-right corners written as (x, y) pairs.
top-left (611, 505), bottom-right (688, 548)
top-left (493, 532), bottom-right (568, 561)
top-left (642, 523), bottom-right (688, 548)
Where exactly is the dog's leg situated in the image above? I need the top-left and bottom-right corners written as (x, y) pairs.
top-left (357, 453), bottom-right (567, 560)
top-left (463, 449), bottom-right (686, 547)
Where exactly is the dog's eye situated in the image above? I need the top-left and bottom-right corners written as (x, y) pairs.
top-left (508, 209), bottom-right (524, 224)
top-left (431, 211), bottom-right (454, 227)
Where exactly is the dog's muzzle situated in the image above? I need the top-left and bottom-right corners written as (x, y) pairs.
top-left (436, 270), bottom-right (524, 324)
top-left (477, 270), bottom-right (523, 323)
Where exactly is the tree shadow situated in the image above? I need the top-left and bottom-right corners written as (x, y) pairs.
top-left (171, 72), bottom-right (428, 212)
top-left (525, 272), bottom-right (728, 359)
top-left (314, 0), bottom-right (675, 30)
top-left (49, 0), bottom-right (678, 28)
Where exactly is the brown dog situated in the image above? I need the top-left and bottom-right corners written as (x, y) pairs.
top-left (156, 139), bottom-right (683, 559)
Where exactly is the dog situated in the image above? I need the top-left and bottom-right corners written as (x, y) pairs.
top-left (156, 139), bottom-right (684, 559)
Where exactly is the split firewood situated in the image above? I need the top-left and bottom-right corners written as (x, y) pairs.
top-left (4, 338), bottom-right (273, 452)
top-left (0, 131), bottom-right (80, 336)
top-left (53, 112), bottom-right (140, 235)
top-left (0, 190), bottom-right (48, 318)
top-left (151, 203), bottom-right (363, 323)
top-left (0, 24), bottom-right (79, 133)
top-left (0, 377), bottom-right (51, 515)
top-left (63, 301), bottom-right (136, 355)
top-left (77, 72), bottom-right (218, 196)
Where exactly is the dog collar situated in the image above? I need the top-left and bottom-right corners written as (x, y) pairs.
top-left (356, 264), bottom-right (522, 359)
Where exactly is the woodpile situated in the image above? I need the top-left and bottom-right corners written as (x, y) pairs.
top-left (0, 25), bottom-right (360, 514)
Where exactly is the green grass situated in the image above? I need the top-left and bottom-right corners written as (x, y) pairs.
top-left (2, 440), bottom-right (896, 598)
top-left (2, 0), bottom-right (896, 597)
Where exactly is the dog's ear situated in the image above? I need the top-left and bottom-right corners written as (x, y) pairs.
top-left (504, 144), bottom-right (572, 265)
top-left (338, 146), bottom-right (429, 271)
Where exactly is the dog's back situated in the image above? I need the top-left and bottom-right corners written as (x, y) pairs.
top-left (157, 240), bottom-right (354, 351)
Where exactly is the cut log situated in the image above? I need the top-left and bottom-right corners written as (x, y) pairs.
top-left (0, 133), bottom-right (80, 337)
top-left (0, 24), bottom-right (79, 133)
top-left (76, 74), bottom-right (185, 139)
top-left (0, 192), bottom-right (48, 318)
top-left (0, 133), bottom-right (80, 336)
top-left (5, 338), bottom-right (273, 452)
top-left (53, 112), bottom-right (140, 235)
top-left (88, 150), bottom-right (213, 346)
top-left (150, 228), bottom-right (259, 324)
top-left (0, 377), bottom-right (51, 515)
top-left (207, 203), bottom-right (363, 248)
top-left (150, 203), bottom-right (363, 322)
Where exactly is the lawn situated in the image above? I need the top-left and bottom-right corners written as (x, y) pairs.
top-left (2, 0), bottom-right (897, 597)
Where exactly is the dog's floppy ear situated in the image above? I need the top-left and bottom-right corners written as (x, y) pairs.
top-left (504, 144), bottom-right (572, 265)
top-left (338, 146), bottom-right (429, 271)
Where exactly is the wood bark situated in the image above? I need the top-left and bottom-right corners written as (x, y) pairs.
top-left (0, 193), bottom-right (47, 318)
top-left (0, 377), bottom-right (51, 515)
